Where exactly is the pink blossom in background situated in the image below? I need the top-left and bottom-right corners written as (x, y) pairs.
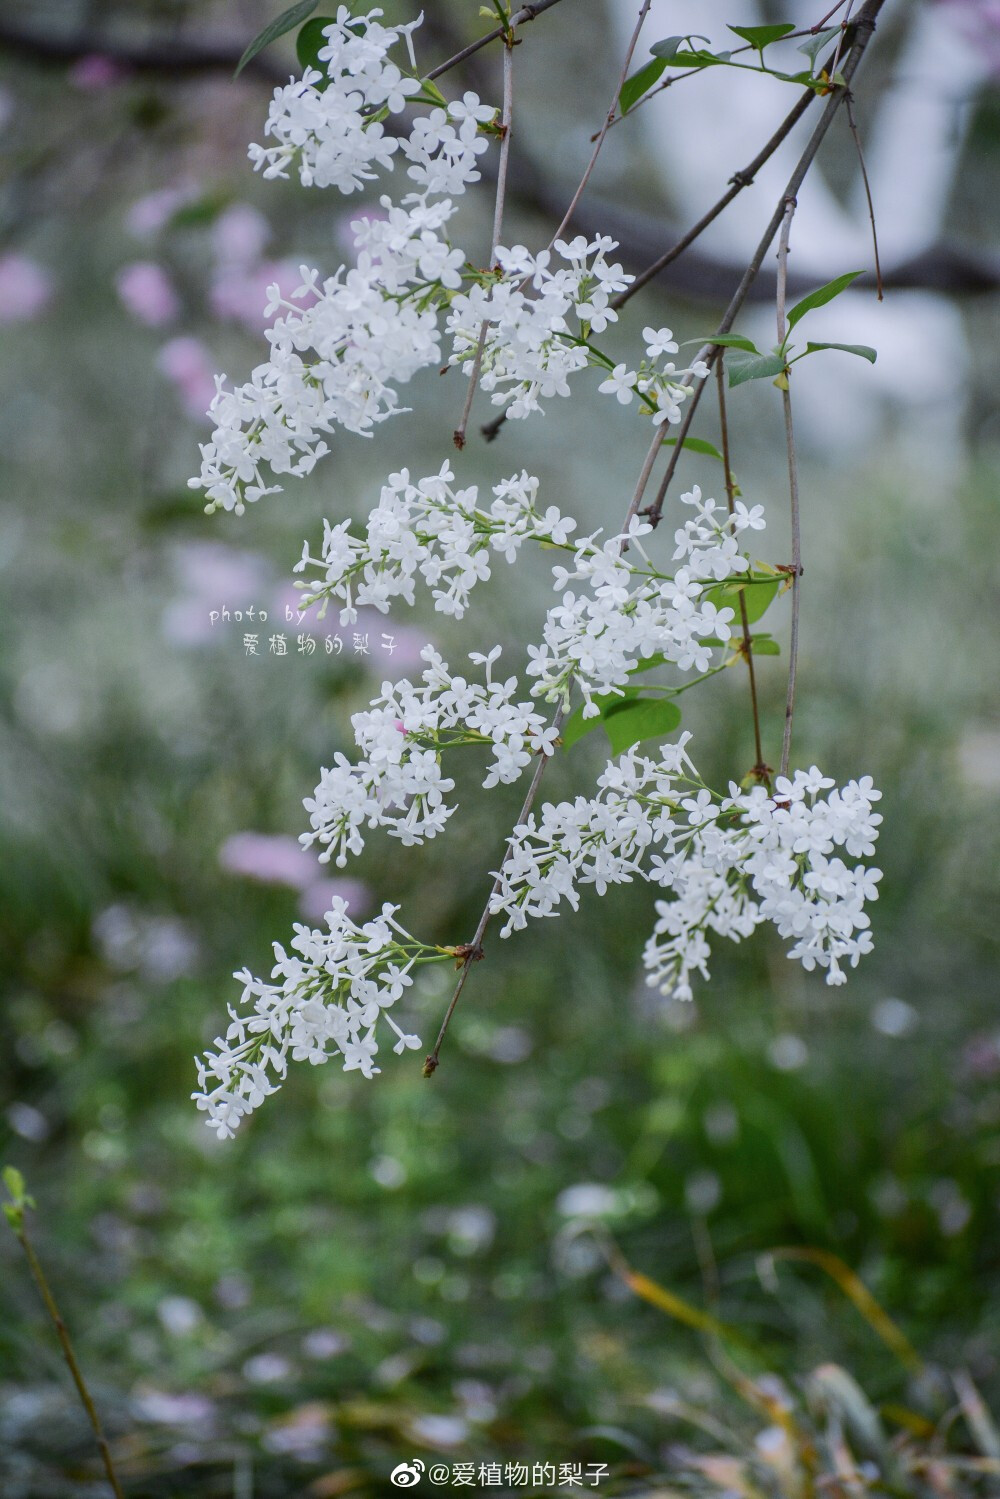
top-left (936, 0), bottom-right (1000, 71)
top-left (126, 184), bottom-right (198, 240)
top-left (210, 258), bottom-right (302, 332)
top-left (271, 584), bottom-right (430, 673)
top-left (271, 582), bottom-right (324, 634)
top-left (219, 833), bottom-right (318, 889)
top-left (0, 254), bottom-right (52, 324)
top-left (299, 877), bottom-right (373, 923)
top-left (212, 203), bottom-right (271, 266)
top-left (69, 54), bottom-right (127, 90)
top-left (217, 840), bottom-right (374, 923)
top-left (162, 541), bottom-right (271, 644)
top-left (157, 336), bottom-right (217, 421)
top-left (116, 261), bottom-right (179, 327)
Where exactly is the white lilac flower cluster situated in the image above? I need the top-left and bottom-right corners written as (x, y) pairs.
top-left (446, 241), bottom-right (708, 423)
top-left (301, 645), bottom-right (559, 867)
top-left (600, 324), bottom-right (710, 426)
top-left (527, 486), bottom-right (765, 715)
top-left (294, 463), bottom-right (576, 622)
top-left (247, 8), bottom-right (421, 189)
top-left (189, 7), bottom-right (886, 1138)
top-left (187, 10), bottom-right (705, 517)
top-left (193, 899), bottom-right (439, 1138)
top-left (189, 10), bottom-right (494, 515)
top-left (490, 747), bottom-right (883, 999)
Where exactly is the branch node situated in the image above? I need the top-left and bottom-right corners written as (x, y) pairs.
top-left (453, 942), bottom-right (485, 967)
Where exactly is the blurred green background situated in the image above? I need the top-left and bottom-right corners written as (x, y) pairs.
top-left (1, 1), bottom-right (999, 1494)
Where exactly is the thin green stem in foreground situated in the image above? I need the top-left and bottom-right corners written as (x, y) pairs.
top-left (2, 1167), bottom-right (126, 1499)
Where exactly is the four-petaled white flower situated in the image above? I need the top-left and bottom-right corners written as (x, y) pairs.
top-left (598, 363), bottom-right (638, 404)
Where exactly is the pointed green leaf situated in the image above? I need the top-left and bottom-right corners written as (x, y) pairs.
top-left (704, 333), bottom-right (760, 354)
top-left (727, 351), bottom-right (786, 387)
top-left (787, 270), bottom-right (864, 329)
top-left (797, 25), bottom-right (840, 66)
top-left (235, 0), bottom-right (318, 77)
top-left (620, 57), bottom-right (667, 113)
top-left (804, 340), bottom-right (877, 363)
top-left (660, 435), bottom-right (725, 461)
top-left (749, 633), bottom-right (780, 655)
top-left (728, 23), bottom-right (796, 49)
top-left (705, 577), bottom-right (779, 625)
top-left (602, 697), bottom-right (682, 755)
top-left (650, 35), bottom-right (706, 62)
top-left (296, 15), bottom-right (336, 74)
top-left (561, 687), bottom-right (643, 750)
top-left (629, 653), bottom-right (668, 675)
top-left (652, 40), bottom-right (730, 69)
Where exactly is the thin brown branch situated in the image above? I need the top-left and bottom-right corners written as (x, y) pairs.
top-left (716, 363), bottom-right (768, 784)
top-left (641, 0), bottom-right (885, 530)
top-left (845, 93), bottom-right (884, 300)
top-left (426, 418), bottom-right (666, 1074)
top-left (776, 198), bottom-right (803, 781)
top-left (429, 0), bottom-right (886, 1065)
top-left (424, 705), bottom-right (563, 1076)
top-left (544, 0), bottom-right (654, 250)
top-left (828, 0), bottom-right (857, 82)
top-left (812, 0), bottom-right (853, 32)
top-left (427, 0), bottom-right (567, 82)
top-left (454, 39), bottom-right (515, 449)
top-left (8, 1211), bottom-right (125, 1498)
top-left (596, 3), bottom-right (852, 141)
top-left (611, 86), bottom-right (815, 312)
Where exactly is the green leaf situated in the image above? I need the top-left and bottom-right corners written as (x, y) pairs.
top-left (602, 697), bottom-right (682, 755)
top-left (296, 15), bottom-right (336, 73)
top-left (704, 333), bottom-right (760, 354)
top-left (749, 633), bottom-right (781, 655)
top-left (651, 39), bottom-right (731, 69)
top-left (620, 57), bottom-right (667, 113)
top-left (728, 23), bottom-right (795, 49)
top-left (2, 1166), bottom-right (25, 1202)
top-left (727, 350), bottom-right (786, 388)
top-left (649, 35), bottom-right (706, 62)
top-left (706, 577), bottom-right (779, 625)
top-left (561, 687), bottom-right (642, 750)
top-left (660, 435), bottom-right (725, 461)
top-left (235, 0), bottom-right (318, 77)
top-left (804, 340), bottom-right (877, 364)
top-left (629, 653), bottom-right (668, 675)
top-left (787, 270), bottom-right (863, 329)
top-left (798, 25), bottom-right (840, 66)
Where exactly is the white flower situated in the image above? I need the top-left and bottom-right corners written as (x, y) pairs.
top-left (487, 739), bottom-right (882, 1003)
top-left (193, 899), bottom-right (439, 1136)
top-left (448, 90), bottom-right (496, 124)
top-left (296, 466), bottom-right (575, 621)
top-left (598, 362), bottom-right (637, 404)
top-left (300, 646), bottom-right (558, 868)
top-left (643, 325), bottom-right (678, 359)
